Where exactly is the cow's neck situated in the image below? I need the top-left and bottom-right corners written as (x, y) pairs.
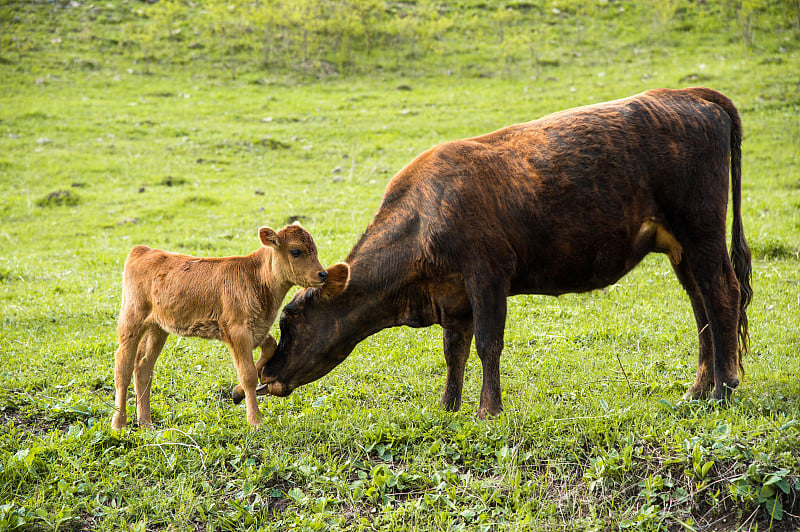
top-left (342, 215), bottom-right (437, 331)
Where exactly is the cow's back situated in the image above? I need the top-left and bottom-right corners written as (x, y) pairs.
top-left (371, 88), bottom-right (738, 295)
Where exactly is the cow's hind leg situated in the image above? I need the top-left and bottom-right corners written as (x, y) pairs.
top-left (133, 327), bottom-right (168, 428)
top-left (682, 239), bottom-right (741, 401)
top-left (441, 325), bottom-right (474, 412)
top-left (671, 259), bottom-right (714, 399)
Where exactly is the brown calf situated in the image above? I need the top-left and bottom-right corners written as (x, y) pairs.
top-left (111, 223), bottom-right (327, 429)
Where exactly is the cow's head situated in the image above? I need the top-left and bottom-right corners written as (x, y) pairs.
top-left (260, 262), bottom-right (354, 396)
top-left (260, 222), bottom-right (328, 288)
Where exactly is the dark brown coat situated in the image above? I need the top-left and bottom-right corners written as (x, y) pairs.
top-left (261, 88), bottom-right (752, 418)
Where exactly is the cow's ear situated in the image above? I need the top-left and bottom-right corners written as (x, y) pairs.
top-left (320, 262), bottom-right (350, 299)
top-left (259, 227), bottom-right (280, 248)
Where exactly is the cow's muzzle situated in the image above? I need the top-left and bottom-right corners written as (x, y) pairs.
top-left (259, 381), bottom-right (291, 397)
top-left (256, 370), bottom-right (292, 396)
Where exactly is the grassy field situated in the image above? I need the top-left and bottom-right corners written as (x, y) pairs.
top-left (1, 1), bottom-right (799, 530)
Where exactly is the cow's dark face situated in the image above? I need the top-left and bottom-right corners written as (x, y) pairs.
top-left (261, 263), bottom-right (352, 395)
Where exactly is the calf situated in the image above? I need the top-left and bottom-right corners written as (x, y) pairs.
top-left (111, 223), bottom-right (328, 429)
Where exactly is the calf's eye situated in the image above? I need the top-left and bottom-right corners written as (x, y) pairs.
top-left (290, 249), bottom-right (303, 258)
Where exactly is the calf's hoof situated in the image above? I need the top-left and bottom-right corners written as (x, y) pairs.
top-left (111, 413), bottom-right (127, 430)
top-left (231, 385), bottom-right (245, 405)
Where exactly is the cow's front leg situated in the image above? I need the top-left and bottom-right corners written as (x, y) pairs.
top-left (465, 272), bottom-right (508, 419)
top-left (441, 325), bottom-right (474, 412)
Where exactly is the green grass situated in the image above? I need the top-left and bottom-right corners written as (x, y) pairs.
top-left (1, 1), bottom-right (800, 530)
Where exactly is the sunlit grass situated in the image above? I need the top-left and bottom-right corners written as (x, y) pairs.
top-left (1, 1), bottom-right (799, 530)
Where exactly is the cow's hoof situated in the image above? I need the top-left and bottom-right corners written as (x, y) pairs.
top-left (477, 406), bottom-right (502, 420)
top-left (683, 379), bottom-right (715, 401)
top-left (711, 381), bottom-right (738, 403)
top-left (682, 387), bottom-right (706, 401)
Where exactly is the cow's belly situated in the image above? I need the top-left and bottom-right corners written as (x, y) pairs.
top-left (512, 263), bottom-right (632, 296)
top-left (511, 221), bottom-right (670, 296)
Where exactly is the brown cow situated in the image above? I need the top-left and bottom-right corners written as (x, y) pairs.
top-left (261, 88), bottom-right (752, 418)
top-left (111, 223), bottom-right (329, 429)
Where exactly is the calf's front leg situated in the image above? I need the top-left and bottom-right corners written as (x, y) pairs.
top-left (255, 335), bottom-right (278, 396)
top-left (133, 328), bottom-right (168, 428)
top-left (112, 318), bottom-right (145, 430)
top-left (112, 335), bottom-right (140, 430)
top-left (256, 335), bottom-right (278, 384)
top-left (235, 335), bottom-right (278, 399)
top-left (227, 328), bottom-right (262, 426)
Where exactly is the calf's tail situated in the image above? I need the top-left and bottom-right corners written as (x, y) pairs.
top-left (689, 87), bottom-right (752, 375)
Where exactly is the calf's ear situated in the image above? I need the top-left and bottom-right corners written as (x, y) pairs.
top-left (259, 227), bottom-right (280, 248)
top-left (320, 262), bottom-right (350, 299)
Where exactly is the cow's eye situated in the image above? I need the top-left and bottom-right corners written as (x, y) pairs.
top-left (290, 249), bottom-right (303, 258)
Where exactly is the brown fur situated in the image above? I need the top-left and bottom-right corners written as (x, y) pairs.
top-left (262, 88), bottom-right (752, 417)
top-left (111, 223), bottom-right (327, 429)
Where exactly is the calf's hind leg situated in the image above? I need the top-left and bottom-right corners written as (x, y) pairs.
top-left (112, 318), bottom-right (145, 430)
top-left (635, 220), bottom-right (683, 266)
top-left (133, 327), bottom-right (169, 427)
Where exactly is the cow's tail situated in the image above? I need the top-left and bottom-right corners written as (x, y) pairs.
top-left (689, 87), bottom-right (752, 376)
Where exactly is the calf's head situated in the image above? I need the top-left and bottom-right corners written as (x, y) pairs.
top-left (260, 223), bottom-right (328, 288)
top-left (261, 262), bottom-right (352, 396)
